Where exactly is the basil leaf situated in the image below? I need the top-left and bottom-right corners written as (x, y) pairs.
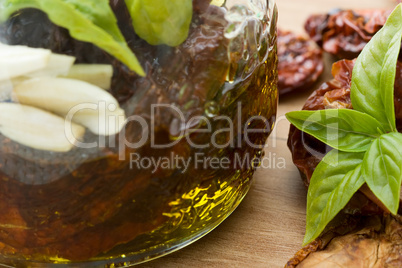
top-left (62, 1), bottom-right (124, 42)
top-left (125, 0), bottom-right (192, 46)
top-left (304, 150), bottom-right (365, 245)
top-left (0, 0), bottom-right (145, 76)
top-left (350, 4), bottom-right (402, 132)
top-left (286, 109), bottom-right (384, 152)
top-left (362, 132), bottom-right (402, 214)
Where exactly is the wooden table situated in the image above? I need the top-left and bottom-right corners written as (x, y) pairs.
top-left (142, 0), bottom-right (395, 267)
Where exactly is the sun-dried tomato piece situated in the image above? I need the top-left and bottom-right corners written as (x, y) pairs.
top-left (277, 29), bottom-right (324, 95)
top-left (287, 60), bottom-right (353, 185)
top-left (285, 215), bottom-right (402, 268)
top-left (305, 9), bottom-right (391, 59)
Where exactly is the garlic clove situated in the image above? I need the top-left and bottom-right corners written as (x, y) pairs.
top-left (61, 64), bottom-right (113, 89)
top-left (26, 53), bottom-right (76, 77)
top-left (0, 43), bottom-right (51, 81)
top-left (72, 106), bottom-right (126, 136)
top-left (13, 77), bottom-right (126, 136)
top-left (13, 77), bottom-right (119, 114)
top-left (0, 103), bottom-right (85, 152)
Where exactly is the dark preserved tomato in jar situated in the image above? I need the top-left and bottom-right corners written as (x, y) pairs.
top-left (0, 0), bottom-right (278, 266)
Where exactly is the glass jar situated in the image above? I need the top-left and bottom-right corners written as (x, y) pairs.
top-left (0, 0), bottom-right (277, 266)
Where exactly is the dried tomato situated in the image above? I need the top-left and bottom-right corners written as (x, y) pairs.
top-left (278, 29), bottom-right (324, 95)
top-left (285, 215), bottom-right (402, 268)
top-left (305, 9), bottom-right (390, 59)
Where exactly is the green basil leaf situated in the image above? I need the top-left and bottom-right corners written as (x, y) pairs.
top-left (0, 0), bottom-right (145, 76)
top-left (286, 109), bottom-right (384, 152)
top-left (304, 150), bottom-right (365, 245)
top-left (125, 0), bottom-right (192, 46)
top-left (362, 132), bottom-right (402, 214)
top-left (350, 4), bottom-right (402, 132)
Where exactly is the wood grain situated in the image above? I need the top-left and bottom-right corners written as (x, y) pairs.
top-left (141, 0), bottom-right (395, 267)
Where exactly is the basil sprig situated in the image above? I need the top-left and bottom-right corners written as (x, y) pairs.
top-left (286, 4), bottom-right (402, 246)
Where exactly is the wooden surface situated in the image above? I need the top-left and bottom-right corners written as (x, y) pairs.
top-left (142, 0), bottom-right (395, 267)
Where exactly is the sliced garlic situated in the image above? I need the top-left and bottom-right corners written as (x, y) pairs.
top-left (0, 103), bottom-right (85, 152)
top-left (0, 43), bottom-right (51, 81)
top-left (61, 64), bottom-right (113, 89)
top-left (26, 53), bottom-right (76, 77)
top-left (13, 77), bottom-right (126, 136)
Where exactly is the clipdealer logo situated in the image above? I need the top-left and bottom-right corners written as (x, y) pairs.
top-left (63, 102), bottom-right (287, 171)
top-left (129, 151), bottom-right (286, 173)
